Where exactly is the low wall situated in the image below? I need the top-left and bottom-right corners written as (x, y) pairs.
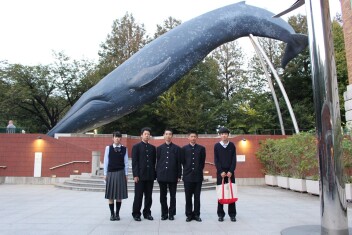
top-left (0, 176), bottom-right (68, 184)
top-left (0, 134), bottom-right (91, 177)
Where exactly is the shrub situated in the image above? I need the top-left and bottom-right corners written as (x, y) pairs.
top-left (256, 139), bottom-right (279, 175)
top-left (342, 137), bottom-right (352, 183)
top-left (256, 132), bottom-right (318, 179)
top-left (257, 133), bottom-right (352, 181)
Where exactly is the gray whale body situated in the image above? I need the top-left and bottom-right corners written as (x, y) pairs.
top-left (47, 1), bottom-right (308, 136)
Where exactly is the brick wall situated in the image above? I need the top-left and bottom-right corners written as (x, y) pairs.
top-left (341, 0), bottom-right (352, 84)
top-left (0, 134), bottom-right (91, 177)
top-left (0, 133), bottom-right (285, 178)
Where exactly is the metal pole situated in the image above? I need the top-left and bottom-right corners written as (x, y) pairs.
top-left (249, 34), bottom-right (300, 134)
top-left (305, 0), bottom-right (349, 234)
top-left (249, 36), bottom-right (286, 135)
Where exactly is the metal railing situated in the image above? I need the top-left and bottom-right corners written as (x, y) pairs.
top-left (0, 127), bottom-right (26, 133)
top-left (49, 161), bottom-right (90, 170)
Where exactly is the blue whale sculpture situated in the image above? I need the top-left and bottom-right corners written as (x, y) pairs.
top-left (47, 1), bottom-right (308, 136)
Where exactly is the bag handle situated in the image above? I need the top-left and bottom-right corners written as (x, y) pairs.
top-left (221, 177), bottom-right (225, 199)
top-left (222, 176), bottom-right (234, 199)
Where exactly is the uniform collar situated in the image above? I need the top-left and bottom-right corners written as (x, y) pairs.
top-left (220, 141), bottom-right (229, 148)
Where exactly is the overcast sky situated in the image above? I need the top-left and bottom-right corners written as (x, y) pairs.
top-left (0, 0), bottom-right (342, 66)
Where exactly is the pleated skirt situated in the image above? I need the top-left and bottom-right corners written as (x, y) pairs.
top-left (105, 170), bottom-right (128, 200)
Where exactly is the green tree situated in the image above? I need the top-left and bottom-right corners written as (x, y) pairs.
top-left (211, 41), bottom-right (245, 100)
top-left (0, 61), bottom-right (13, 127)
top-left (1, 63), bottom-right (64, 132)
top-left (98, 12), bottom-right (149, 71)
top-left (96, 12), bottom-right (161, 134)
top-left (281, 14), bottom-right (314, 131)
top-left (0, 54), bottom-right (95, 133)
top-left (332, 17), bottom-right (348, 126)
top-left (246, 37), bottom-right (285, 133)
top-left (155, 57), bottom-right (223, 133)
top-left (52, 51), bottom-right (96, 106)
top-left (154, 17), bottom-right (181, 39)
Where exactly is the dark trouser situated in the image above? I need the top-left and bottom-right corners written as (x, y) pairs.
top-left (158, 181), bottom-right (177, 216)
top-left (132, 180), bottom-right (154, 217)
top-left (183, 181), bottom-right (202, 217)
top-left (216, 174), bottom-right (236, 217)
top-left (217, 202), bottom-right (237, 217)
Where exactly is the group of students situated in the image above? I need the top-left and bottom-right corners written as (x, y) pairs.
top-left (103, 126), bottom-right (237, 222)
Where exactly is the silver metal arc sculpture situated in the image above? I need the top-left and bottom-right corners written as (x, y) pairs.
top-left (248, 34), bottom-right (302, 135)
top-left (276, 0), bottom-right (350, 234)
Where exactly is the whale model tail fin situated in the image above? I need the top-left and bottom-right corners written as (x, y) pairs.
top-left (281, 33), bottom-right (308, 68)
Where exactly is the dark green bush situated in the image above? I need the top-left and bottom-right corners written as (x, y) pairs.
top-left (257, 132), bottom-right (352, 182)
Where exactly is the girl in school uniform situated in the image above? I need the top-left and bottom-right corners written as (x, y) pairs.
top-left (104, 131), bottom-right (129, 221)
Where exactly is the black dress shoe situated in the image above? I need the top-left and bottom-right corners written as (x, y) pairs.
top-left (194, 216), bottom-right (202, 222)
top-left (144, 215), bottom-right (154, 220)
top-left (161, 215), bottom-right (168, 220)
top-left (133, 216), bottom-right (141, 221)
top-left (230, 217), bottom-right (236, 222)
top-left (115, 215), bottom-right (120, 221)
top-left (218, 217), bottom-right (224, 222)
top-left (110, 215), bottom-right (116, 221)
top-left (169, 215), bottom-right (174, 220)
top-left (186, 216), bottom-right (193, 222)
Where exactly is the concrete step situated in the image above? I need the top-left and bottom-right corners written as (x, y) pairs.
top-left (55, 182), bottom-right (216, 192)
top-left (64, 179), bottom-right (216, 188)
top-left (55, 176), bottom-right (216, 192)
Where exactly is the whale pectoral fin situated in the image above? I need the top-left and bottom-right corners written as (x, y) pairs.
top-left (129, 57), bottom-right (171, 89)
top-left (281, 33), bottom-right (308, 68)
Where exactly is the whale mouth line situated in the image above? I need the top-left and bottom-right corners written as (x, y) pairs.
top-left (50, 99), bottom-right (113, 134)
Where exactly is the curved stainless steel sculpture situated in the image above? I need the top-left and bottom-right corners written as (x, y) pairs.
top-left (249, 34), bottom-right (300, 134)
top-left (249, 35), bottom-right (286, 135)
top-left (47, 1), bottom-right (308, 136)
top-left (306, 0), bottom-right (349, 234)
top-left (277, 0), bottom-right (350, 234)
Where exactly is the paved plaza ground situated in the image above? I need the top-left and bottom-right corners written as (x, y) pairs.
top-left (0, 184), bottom-right (351, 235)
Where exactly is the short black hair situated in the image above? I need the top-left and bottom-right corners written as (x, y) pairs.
top-left (164, 128), bottom-right (173, 135)
top-left (112, 131), bottom-right (122, 137)
top-left (188, 130), bottom-right (198, 136)
top-left (140, 127), bottom-right (152, 135)
top-left (218, 127), bottom-right (230, 134)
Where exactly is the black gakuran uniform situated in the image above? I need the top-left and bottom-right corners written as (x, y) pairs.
top-left (181, 143), bottom-right (206, 219)
top-left (132, 141), bottom-right (156, 218)
top-left (156, 142), bottom-right (182, 218)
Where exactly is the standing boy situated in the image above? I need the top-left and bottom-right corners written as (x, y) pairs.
top-left (214, 127), bottom-right (237, 222)
top-left (132, 127), bottom-right (156, 221)
top-left (156, 129), bottom-right (182, 221)
top-left (181, 130), bottom-right (206, 222)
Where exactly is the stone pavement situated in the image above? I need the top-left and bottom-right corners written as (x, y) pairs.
top-left (0, 184), bottom-right (351, 235)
